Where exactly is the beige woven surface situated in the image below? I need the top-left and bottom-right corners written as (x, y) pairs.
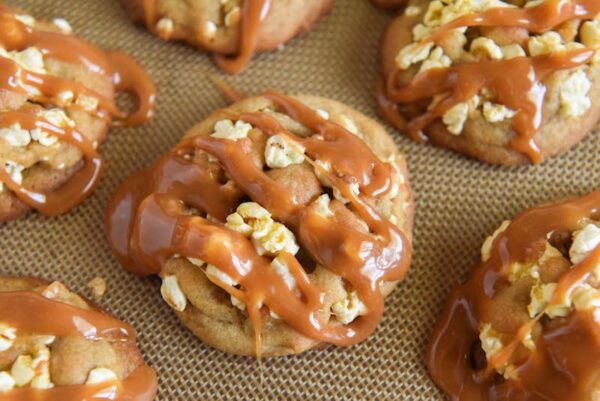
top-left (2, 0), bottom-right (600, 399)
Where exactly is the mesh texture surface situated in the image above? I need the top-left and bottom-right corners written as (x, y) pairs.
top-left (2, 0), bottom-right (600, 399)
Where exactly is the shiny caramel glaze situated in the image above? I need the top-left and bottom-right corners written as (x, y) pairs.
top-left (0, 4), bottom-right (155, 217)
top-left (0, 287), bottom-right (157, 400)
top-left (379, 0), bottom-right (600, 164)
top-left (142, 0), bottom-right (271, 74)
top-left (428, 191), bottom-right (600, 401)
top-left (105, 92), bottom-right (411, 354)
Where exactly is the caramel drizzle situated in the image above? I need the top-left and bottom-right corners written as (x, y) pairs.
top-left (142, 0), bottom-right (272, 74)
top-left (0, 5), bottom-right (156, 216)
top-left (381, 0), bottom-right (599, 163)
top-left (0, 291), bottom-right (157, 401)
top-left (105, 92), bottom-right (411, 352)
top-left (428, 190), bottom-right (600, 401)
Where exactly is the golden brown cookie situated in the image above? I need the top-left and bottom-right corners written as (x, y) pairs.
top-left (0, 5), bottom-right (155, 223)
top-left (428, 190), bottom-right (600, 401)
top-left (120, 0), bottom-right (334, 74)
top-left (0, 276), bottom-right (157, 399)
top-left (378, 0), bottom-right (600, 165)
top-left (105, 92), bottom-right (414, 356)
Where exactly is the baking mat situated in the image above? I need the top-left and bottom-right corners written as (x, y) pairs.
top-left (2, 0), bottom-right (600, 399)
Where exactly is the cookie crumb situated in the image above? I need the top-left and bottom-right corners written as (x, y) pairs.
top-left (87, 277), bottom-right (107, 300)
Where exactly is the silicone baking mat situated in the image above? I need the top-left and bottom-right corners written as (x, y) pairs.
top-left (2, 0), bottom-right (600, 399)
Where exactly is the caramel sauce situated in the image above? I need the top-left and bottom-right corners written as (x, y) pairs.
top-left (142, 0), bottom-right (272, 74)
top-left (0, 5), bottom-right (155, 216)
top-left (0, 290), bottom-right (157, 400)
top-left (105, 92), bottom-right (411, 353)
top-left (380, 0), bottom-right (600, 163)
top-left (428, 190), bottom-right (600, 401)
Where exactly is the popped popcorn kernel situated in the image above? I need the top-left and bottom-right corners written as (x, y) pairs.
top-left (271, 255), bottom-right (296, 290)
top-left (470, 37), bottom-right (503, 60)
top-left (156, 17), bottom-right (174, 38)
top-left (482, 101), bottom-right (516, 123)
top-left (264, 134), bottom-right (305, 169)
top-left (332, 291), bottom-right (367, 324)
top-left (211, 119), bottom-right (252, 141)
top-left (479, 323), bottom-right (503, 359)
top-left (570, 223), bottom-right (600, 264)
top-left (160, 275), bottom-right (187, 312)
top-left (313, 194), bottom-right (333, 218)
top-left (206, 264), bottom-right (238, 287)
top-left (559, 70), bottom-right (591, 118)
top-left (52, 18), bottom-right (72, 34)
top-left (0, 124), bottom-right (31, 147)
top-left (442, 102), bottom-right (469, 135)
top-left (86, 367), bottom-right (117, 384)
top-left (528, 31), bottom-right (564, 56)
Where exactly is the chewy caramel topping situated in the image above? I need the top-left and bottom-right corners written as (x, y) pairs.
top-left (0, 4), bottom-right (156, 217)
top-left (428, 190), bottom-right (600, 401)
top-left (142, 0), bottom-right (271, 74)
top-left (379, 0), bottom-right (600, 163)
top-left (0, 287), bottom-right (157, 400)
top-left (105, 92), bottom-right (412, 354)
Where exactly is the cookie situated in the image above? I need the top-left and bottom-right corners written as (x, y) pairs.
top-left (371, 0), bottom-right (407, 10)
top-left (0, 276), bottom-right (157, 399)
top-left (0, 5), bottom-right (156, 223)
top-left (120, 0), bottom-right (334, 74)
top-left (105, 92), bottom-right (414, 356)
top-left (378, 0), bottom-right (600, 165)
top-left (428, 190), bottom-right (600, 401)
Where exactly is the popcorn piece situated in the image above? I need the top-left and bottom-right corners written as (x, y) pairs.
top-left (160, 275), bottom-right (187, 312)
top-left (210, 119), bottom-right (252, 141)
top-left (11, 355), bottom-right (35, 387)
top-left (528, 283), bottom-right (569, 318)
top-left (156, 17), bottom-right (174, 38)
top-left (264, 134), bottom-right (305, 169)
top-left (313, 194), bottom-right (333, 218)
top-left (87, 277), bottom-right (107, 301)
top-left (333, 182), bottom-right (360, 204)
top-left (332, 291), bottom-right (367, 324)
top-left (39, 108), bottom-right (75, 128)
top-left (528, 31), bottom-right (564, 56)
top-left (52, 18), bottom-right (72, 34)
top-left (206, 265), bottom-right (238, 287)
top-left (581, 19), bottom-right (600, 49)
top-left (404, 5), bottom-right (421, 16)
top-left (570, 223), bottom-right (600, 264)
top-left (186, 257), bottom-right (205, 267)
top-left (75, 95), bottom-right (99, 112)
top-left (316, 109), bottom-right (329, 120)
top-left (559, 70), bottom-right (591, 118)
top-left (501, 44), bottom-right (526, 60)
top-left (339, 114), bottom-right (359, 135)
top-left (30, 347), bottom-right (52, 389)
top-left (479, 323), bottom-right (503, 359)
top-left (483, 101), bottom-right (516, 123)
top-left (271, 256), bottom-right (296, 290)
top-left (57, 90), bottom-right (74, 105)
top-left (0, 324), bottom-right (16, 352)
top-left (442, 102), bottom-right (469, 135)
top-left (572, 284), bottom-right (600, 311)
top-left (419, 46), bottom-right (451, 73)
top-left (396, 42), bottom-right (434, 70)
top-left (230, 295), bottom-right (246, 311)
top-left (30, 129), bottom-right (58, 147)
top-left (86, 368), bottom-right (117, 384)
top-left (226, 202), bottom-right (299, 257)
top-left (0, 124), bottom-right (31, 147)
top-left (204, 21), bottom-right (217, 38)
top-left (0, 372), bottom-right (15, 391)
top-left (470, 37), bottom-right (503, 60)
top-left (12, 48), bottom-right (46, 74)
top-left (15, 15), bottom-right (35, 27)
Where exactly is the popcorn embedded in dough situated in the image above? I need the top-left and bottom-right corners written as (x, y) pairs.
top-left (313, 194), bottom-right (333, 218)
top-left (4, 162), bottom-right (24, 185)
top-left (264, 134), bottom-right (305, 169)
top-left (442, 102), bottom-right (469, 135)
top-left (0, 124), bottom-right (31, 147)
top-left (332, 291), bottom-right (367, 324)
top-left (203, 21), bottom-right (218, 38)
top-left (86, 367), bottom-right (117, 384)
top-left (0, 372), bottom-right (15, 392)
top-left (528, 31), bottom-right (564, 56)
top-left (559, 70), bottom-right (592, 118)
top-left (470, 37), bottom-right (503, 60)
top-left (210, 119), bottom-right (252, 141)
top-left (160, 275), bottom-right (187, 312)
top-left (482, 101), bottom-right (516, 123)
top-left (75, 95), bottom-right (99, 112)
top-left (11, 355), bottom-right (35, 387)
top-left (569, 223), bottom-right (600, 264)
top-left (156, 17), bottom-right (174, 38)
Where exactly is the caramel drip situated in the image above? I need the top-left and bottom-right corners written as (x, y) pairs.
top-left (0, 5), bottom-right (155, 216)
top-left (105, 92), bottom-right (411, 352)
top-left (214, 0), bottom-right (272, 75)
top-left (381, 0), bottom-right (600, 163)
top-left (384, 49), bottom-right (593, 163)
top-left (0, 291), bottom-right (157, 401)
top-left (428, 190), bottom-right (600, 401)
top-left (427, 0), bottom-right (600, 43)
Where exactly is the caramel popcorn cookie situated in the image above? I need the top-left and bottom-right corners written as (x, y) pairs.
top-left (379, 0), bottom-right (600, 165)
top-left (428, 190), bottom-right (600, 401)
top-left (0, 276), bottom-right (157, 399)
top-left (120, 0), bottom-right (334, 74)
top-left (0, 5), bottom-right (155, 222)
top-left (105, 92), bottom-right (414, 356)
